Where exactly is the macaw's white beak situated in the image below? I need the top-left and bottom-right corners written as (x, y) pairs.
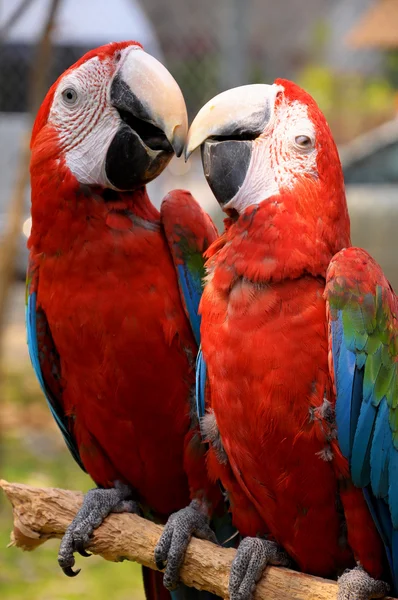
top-left (106, 46), bottom-right (188, 190)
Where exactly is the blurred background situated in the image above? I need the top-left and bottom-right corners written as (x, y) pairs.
top-left (1, 0), bottom-right (398, 598)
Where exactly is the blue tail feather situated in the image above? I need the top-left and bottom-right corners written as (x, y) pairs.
top-left (371, 398), bottom-right (391, 498)
top-left (171, 586), bottom-right (219, 600)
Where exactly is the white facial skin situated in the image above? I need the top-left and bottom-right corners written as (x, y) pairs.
top-left (49, 50), bottom-right (131, 188)
top-left (224, 93), bottom-right (318, 213)
top-left (47, 45), bottom-right (188, 189)
top-left (187, 83), bottom-right (319, 213)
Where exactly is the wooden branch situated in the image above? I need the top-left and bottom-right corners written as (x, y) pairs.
top-left (0, 480), bottom-right (394, 600)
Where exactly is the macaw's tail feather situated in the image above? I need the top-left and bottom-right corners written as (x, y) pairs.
top-left (171, 587), bottom-right (221, 600)
top-left (143, 567), bottom-right (171, 600)
top-left (142, 566), bottom-right (221, 600)
top-left (211, 508), bottom-right (239, 550)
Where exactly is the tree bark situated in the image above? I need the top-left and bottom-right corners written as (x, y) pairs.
top-left (1, 480), bottom-right (392, 600)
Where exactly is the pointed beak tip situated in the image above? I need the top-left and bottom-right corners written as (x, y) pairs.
top-left (117, 47), bottom-right (188, 159)
top-left (184, 147), bottom-right (192, 162)
top-left (184, 134), bottom-right (199, 162)
top-left (170, 124), bottom-right (186, 158)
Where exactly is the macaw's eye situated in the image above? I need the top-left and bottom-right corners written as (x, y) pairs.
top-left (295, 134), bottom-right (314, 149)
top-left (62, 87), bottom-right (78, 106)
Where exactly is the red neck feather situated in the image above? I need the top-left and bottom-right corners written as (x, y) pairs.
top-left (29, 142), bottom-right (159, 255)
top-left (206, 177), bottom-right (350, 285)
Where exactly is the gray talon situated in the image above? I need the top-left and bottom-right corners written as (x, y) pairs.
top-left (62, 565), bottom-right (81, 578)
top-left (229, 537), bottom-right (290, 600)
top-left (58, 481), bottom-right (138, 576)
top-left (338, 565), bottom-right (390, 600)
top-left (154, 500), bottom-right (218, 590)
top-left (77, 547), bottom-right (91, 558)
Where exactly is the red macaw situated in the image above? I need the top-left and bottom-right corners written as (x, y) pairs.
top-left (157, 80), bottom-right (398, 600)
top-left (27, 41), bottom-right (224, 599)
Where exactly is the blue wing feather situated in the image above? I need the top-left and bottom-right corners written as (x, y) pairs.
top-left (371, 398), bottom-right (391, 498)
top-left (362, 486), bottom-right (396, 591)
top-left (389, 449), bottom-right (398, 529)
top-left (195, 348), bottom-right (237, 550)
top-left (26, 288), bottom-right (84, 470)
top-left (160, 191), bottom-right (218, 348)
top-left (351, 394), bottom-right (377, 488)
top-left (332, 313), bottom-right (360, 459)
top-left (195, 347), bottom-right (207, 422)
top-left (327, 249), bottom-right (398, 592)
top-left (362, 487), bottom-right (392, 549)
top-left (177, 263), bottom-right (202, 346)
top-left (350, 366), bottom-right (365, 451)
top-left (332, 312), bottom-right (378, 488)
top-left (392, 531), bottom-right (398, 593)
top-left (331, 311), bottom-right (396, 587)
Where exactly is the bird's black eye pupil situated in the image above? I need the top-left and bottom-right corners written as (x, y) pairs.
top-left (62, 88), bottom-right (77, 105)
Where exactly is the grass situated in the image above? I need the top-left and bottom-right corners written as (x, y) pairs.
top-left (0, 365), bottom-right (145, 600)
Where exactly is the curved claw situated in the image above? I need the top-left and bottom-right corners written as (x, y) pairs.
top-left (62, 566), bottom-right (81, 578)
top-left (154, 500), bottom-right (218, 590)
top-left (74, 536), bottom-right (92, 558)
top-left (77, 547), bottom-right (91, 558)
top-left (58, 482), bottom-right (136, 577)
top-left (156, 558), bottom-right (167, 571)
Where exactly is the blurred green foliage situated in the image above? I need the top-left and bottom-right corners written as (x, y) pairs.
top-left (296, 19), bottom-right (397, 144)
top-left (297, 65), bottom-right (395, 144)
top-left (386, 50), bottom-right (398, 89)
top-left (0, 367), bottom-right (145, 600)
top-left (170, 54), bottom-right (220, 119)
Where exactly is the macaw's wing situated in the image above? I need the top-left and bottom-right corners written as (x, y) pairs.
top-left (26, 257), bottom-right (85, 471)
top-left (196, 347), bottom-right (207, 422)
top-left (160, 190), bottom-right (218, 346)
top-left (325, 246), bottom-right (398, 588)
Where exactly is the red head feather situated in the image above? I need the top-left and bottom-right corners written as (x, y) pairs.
top-left (31, 41), bottom-right (142, 148)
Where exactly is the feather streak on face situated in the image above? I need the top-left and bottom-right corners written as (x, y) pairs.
top-left (31, 42), bottom-right (188, 192)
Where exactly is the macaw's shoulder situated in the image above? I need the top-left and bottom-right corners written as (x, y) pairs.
top-left (326, 247), bottom-right (395, 303)
top-left (160, 189), bottom-right (218, 258)
top-left (160, 190), bottom-right (218, 345)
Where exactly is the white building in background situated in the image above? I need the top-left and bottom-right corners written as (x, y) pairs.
top-left (1, 0), bottom-right (162, 55)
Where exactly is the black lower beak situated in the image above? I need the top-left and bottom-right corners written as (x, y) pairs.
top-left (105, 75), bottom-right (174, 191)
top-left (201, 139), bottom-right (252, 206)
